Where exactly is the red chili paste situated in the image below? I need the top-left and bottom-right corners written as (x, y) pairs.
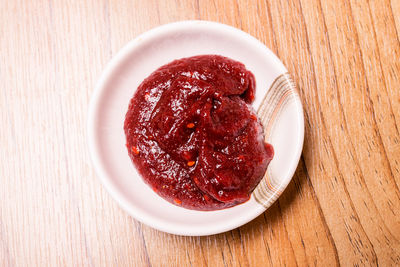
top-left (124, 55), bottom-right (273, 210)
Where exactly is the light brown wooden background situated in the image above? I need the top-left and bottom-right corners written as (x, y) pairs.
top-left (1, 0), bottom-right (399, 266)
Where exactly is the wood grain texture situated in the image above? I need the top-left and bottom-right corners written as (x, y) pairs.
top-left (0, 0), bottom-right (399, 266)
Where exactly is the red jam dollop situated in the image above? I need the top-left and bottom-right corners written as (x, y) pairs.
top-left (124, 55), bottom-right (274, 210)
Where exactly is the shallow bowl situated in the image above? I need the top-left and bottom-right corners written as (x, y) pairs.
top-left (88, 20), bottom-right (304, 236)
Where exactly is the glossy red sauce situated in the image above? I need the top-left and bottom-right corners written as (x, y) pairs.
top-left (124, 55), bottom-right (274, 210)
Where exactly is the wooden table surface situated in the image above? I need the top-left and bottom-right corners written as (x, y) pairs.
top-left (1, 0), bottom-right (400, 266)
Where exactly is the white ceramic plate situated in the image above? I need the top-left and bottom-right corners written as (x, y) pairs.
top-left (88, 21), bottom-right (304, 236)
